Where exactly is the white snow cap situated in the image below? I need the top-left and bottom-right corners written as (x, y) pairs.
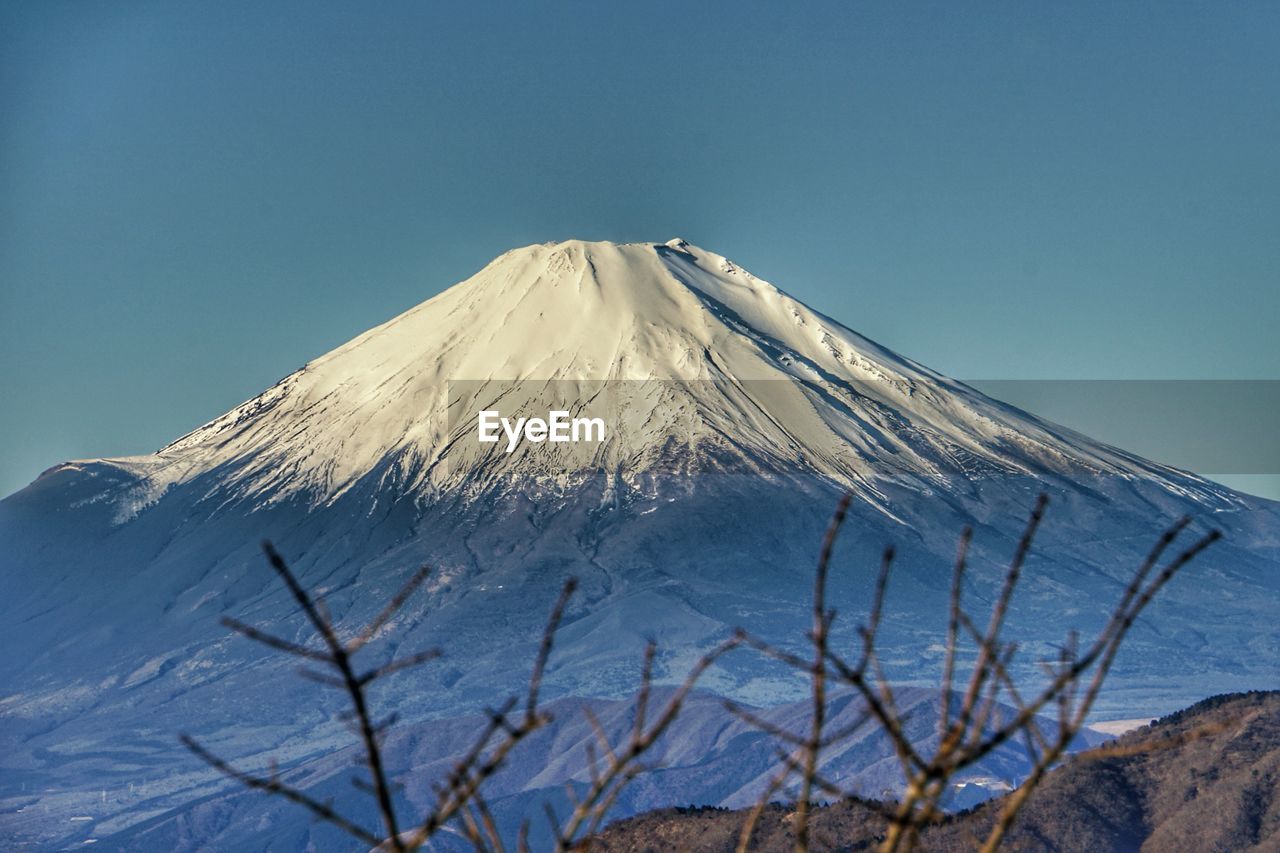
top-left (72, 238), bottom-right (1225, 510)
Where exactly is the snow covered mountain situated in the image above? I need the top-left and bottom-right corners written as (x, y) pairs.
top-left (51, 237), bottom-right (1239, 513)
top-left (2, 239), bottom-right (1278, 848)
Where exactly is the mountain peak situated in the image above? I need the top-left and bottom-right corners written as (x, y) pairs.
top-left (56, 239), bottom-right (1232, 514)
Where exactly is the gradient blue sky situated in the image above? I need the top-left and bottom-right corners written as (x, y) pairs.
top-left (2, 1), bottom-right (1277, 498)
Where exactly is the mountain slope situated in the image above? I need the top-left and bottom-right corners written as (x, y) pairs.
top-left (50, 688), bottom-right (1100, 851)
top-left (1, 239), bottom-right (1277, 848)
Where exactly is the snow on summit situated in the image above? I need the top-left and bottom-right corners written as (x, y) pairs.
top-left (54, 238), bottom-right (1235, 513)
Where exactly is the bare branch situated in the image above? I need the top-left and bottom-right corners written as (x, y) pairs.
top-left (220, 617), bottom-right (331, 662)
top-left (403, 578), bottom-right (578, 849)
top-left (528, 579), bottom-right (578, 721)
top-left (350, 566), bottom-right (432, 653)
top-left (723, 494), bottom-right (1220, 853)
top-left (794, 493), bottom-right (853, 852)
top-left (553, 636), bottom-right (741, 850)
top-left (358, 649), bottom-right (444, 686)
top-left (250, 542), bottom-right (408, 849)
top-left (939, 526), bottom-right (972, 737)
top-left (181, 734), bottom-right (381, 847)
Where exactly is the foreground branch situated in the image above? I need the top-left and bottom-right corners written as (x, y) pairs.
top-left (729, 493), bottom-right (1221, 853)
top-left (182, 544), bottom-right (578, 852)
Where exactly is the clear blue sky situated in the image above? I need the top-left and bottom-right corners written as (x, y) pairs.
top-left (2, 1), bottom-right (1277, 499)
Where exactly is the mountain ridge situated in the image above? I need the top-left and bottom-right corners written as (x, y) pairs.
top-left (592, 691), bottom-right (1280, 852)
